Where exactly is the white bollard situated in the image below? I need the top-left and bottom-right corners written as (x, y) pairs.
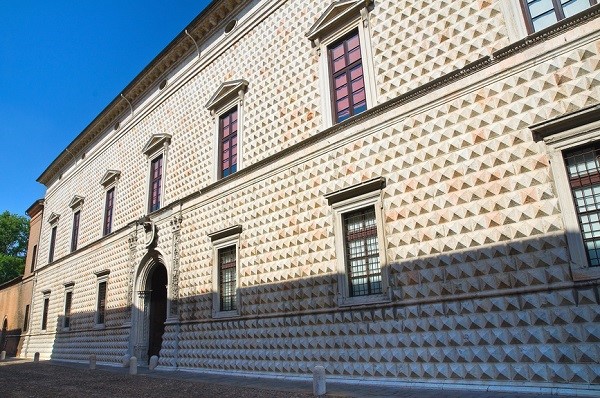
top-left (89, 354), bottom-right (96, 370)
top-left (33, 352), bottom-right (40, 363)
top-left (149, 355), bottom-right (159, 371)
top-left (313, 365), bottom-right (326, 397)
top-left (0, 351), bottom-right (6, 361)
top-left (129, 356), bottom-right (137, 375)
top-left (122, 354), bottom-right (131, 368)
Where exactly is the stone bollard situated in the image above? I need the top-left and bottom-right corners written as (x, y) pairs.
top-left (33, 352), bottom-right (40, 363)
top-left (149, 355), bottom-right (159, 371)
top-left (0, 351), bottom-right (6, 361)
top-left (129, 356), bottom-right (137, 375)
top-left (313, 365), bottom-right (326, 397)
top-left (89, 354), bottom-right (96, 370)
top-left (122, 354), bottom-right (131, 368)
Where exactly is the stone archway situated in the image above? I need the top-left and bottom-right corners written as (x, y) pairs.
top-left (131, 252), bottom-right (169, 364)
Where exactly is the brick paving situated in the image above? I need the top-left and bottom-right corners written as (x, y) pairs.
top-left (0, 358), bottom-right (593, 398)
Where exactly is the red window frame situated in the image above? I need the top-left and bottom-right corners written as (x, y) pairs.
top-left (328, 30), bottom-right (367, 123)
top-left (219, 107), bottom-right (238, 178)
top-left (520, 0), bottom-right (598, 33)
top-left (149, 155), bottom-right (163, 212)
top-left (71, 210), bottom-right (80, 252)
top-left (103, 187), bottom-right (115, 236)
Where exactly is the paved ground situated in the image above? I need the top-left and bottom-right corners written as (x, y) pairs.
top-left (0, 358), bottom-right (591, 397)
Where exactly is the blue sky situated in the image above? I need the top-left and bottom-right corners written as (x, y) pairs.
top-left (0, 1), bottom-right (211, 216)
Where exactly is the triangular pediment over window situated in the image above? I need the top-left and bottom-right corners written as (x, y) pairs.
top-left (142, 134), bottom-right (172, 156)
top-left (48, 212), bottom-right (60, 224)
top-left (306, 0), bottom-right (370, 42)
top-left (205, 79), bottom-right (249, 112)
top-left (99, 170), bottom-right (121, 188)
top-left (68, 195), bottom-right (85, 209)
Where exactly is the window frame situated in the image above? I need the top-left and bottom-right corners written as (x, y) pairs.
top-left (63, 284), bottom-right (74, 331)
top-left (142, 134), bottom-right (171, 214)
top-left (94, 272), bottom-right (109, 327)
top-left (208, 226), bottom-right (242, 318)
top-left (534, 106), bottom-right (600, 281)
top-left (148, 154), bottom-right (164, 213)
top-left (99, 170), bottom-right (120, 236)
top-left (206, 80), bottom-right (248, 182)
top-left (70, 210), bottom-right (80, 252)
top-left (48, 225), bottom-right (57, 264)
top-left (23, 304), bottom-right (30, 332)
top-left (30, 244), bottom-right (37, 273)
top-left (327, 180), bottom-right (390, 306)
top-left (307, 0), bottom-right (377, 129)
top-left (218, 106), bottom-right (239, 179)
top-left (41, 292), bottom-right (50, 331)
top-left (519, 0), bottom-right (598, 33)
top-left (103, 187), bottom-right (116, 236)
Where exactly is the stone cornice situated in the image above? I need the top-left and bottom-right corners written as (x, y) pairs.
top-left (37, 0), bottom-right (252, 186)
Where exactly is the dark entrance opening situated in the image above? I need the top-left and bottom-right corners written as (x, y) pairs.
top-left (147, 264), bottom-right (167, 360)
top-left (1, 318), bottom-right (7, 351)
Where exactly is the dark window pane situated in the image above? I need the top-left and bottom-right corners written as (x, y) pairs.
top-left (41, 298), bottom-right (49, 330)
top-left (64, 291), bottom-right (72, 328)
top-left (49, 226), bottom-right (57, 263)
top-left (97, 282), bottom-right (107, 324)
top-left (343, 207), bottom-right (382, 296)
top-left (219, 246), bottom-right (237, 311)
top-left (71, 211), bottom-right (80, 252)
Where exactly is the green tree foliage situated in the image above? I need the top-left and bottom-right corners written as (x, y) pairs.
top-left (0, 211), bottom-right (29, 284)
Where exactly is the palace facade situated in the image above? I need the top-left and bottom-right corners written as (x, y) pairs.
top-left (22, 0), bottom-right (600, 394)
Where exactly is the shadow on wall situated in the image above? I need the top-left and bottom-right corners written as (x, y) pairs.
top-left (26, 232), bottom-right (600, 386)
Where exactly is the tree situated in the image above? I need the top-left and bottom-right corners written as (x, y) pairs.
top-left (0, 211), bottom-right (29, 284)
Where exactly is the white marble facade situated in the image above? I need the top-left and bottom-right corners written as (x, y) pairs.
top-left (21, 0), bottom-right (600, 395)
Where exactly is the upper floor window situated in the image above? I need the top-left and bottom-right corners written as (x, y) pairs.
top-left (307, 0), bottom-right (377, 128)
top-left (149, 155), bottom-right (163, 213)
top-left (30, 244), bottom-right (37, 273)
top-left (71, 210), bottom-right (80, 252)
top-left (142, 135), bottom-right (171, 214)
top-left (99, 170), bottom-right (120, 236)
top-left (329, 30), bottom-right (366, 123)
top-left (520, 0), bottom-right (598, 32)
top-left (206, 80), bottom-right (248, 181)
top-left (219, 107), bottom-right (238, 178)
top-left (48, 226), bottom-right (57, 263)
top-left (104, 187), bottom-right (115, 235)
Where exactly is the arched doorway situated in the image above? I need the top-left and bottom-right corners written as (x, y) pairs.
top-left (147, 264), bottom-right (167, 359)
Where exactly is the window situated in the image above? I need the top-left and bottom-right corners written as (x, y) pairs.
top-left (30, 244), bottom-right (37, 273)
top-left (219, 107), bottom-right (238, 178)
top-left (328, 30), bottom-right (367, 123)
top-left (41, 296), bottom-right (49, 330)
top-left (71, 210), bottom-right (80, 252)
top-left (142, 134), bottom-right (170, 214)
top-left (307, 0), bottom-right (377, 128)
top-left (103, 187), bottom-right (115, 235)
top-left (23, 305), bottom-right (30, 332)
top-left (99, 170), bottom-right (120, 236)
top-left (48, 226), bottom-right (57, 263)
top-left (205, 80), bottom-right (248, 181)
top-left (63, 291), bottom-right (73, 329)
top-left (326, 177), bottom-right (390, 306)
top-left (96, 281), bottom-right (107, 325)
top-left (208, 225), bottom-right (242, 317)
top-left (520, 0), bottom-right (598, 32)
top-left (533, 105), bottom-right (600, 281)
top-left (149, 155), bottom-right (163, 212)
top-left (218, 246), bottom-right (237, 311)
top-left (343, 207), bottom-right (382, 296)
